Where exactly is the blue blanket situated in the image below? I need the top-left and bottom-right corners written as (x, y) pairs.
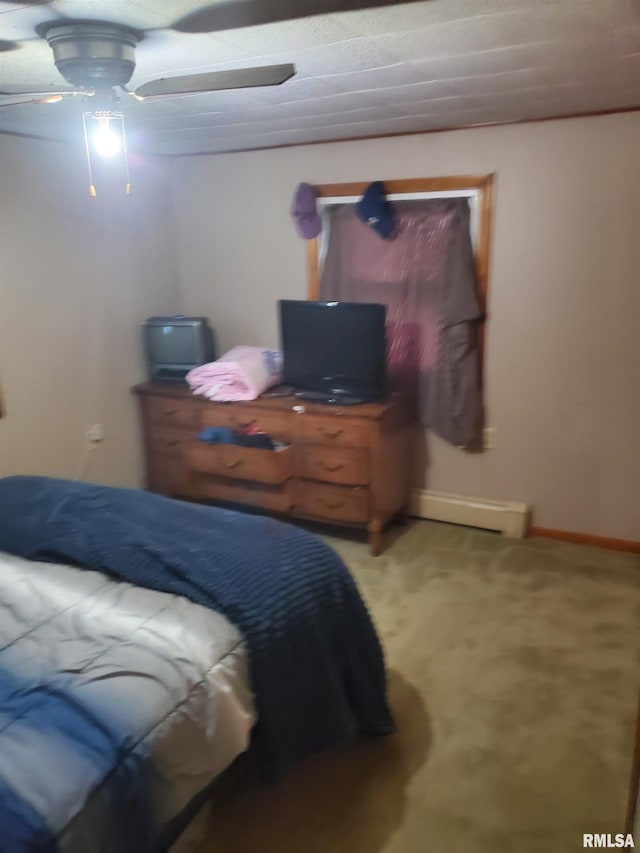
top-left (0, 477), bottom-right (393, 808)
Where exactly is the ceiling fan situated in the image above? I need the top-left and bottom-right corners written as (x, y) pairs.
top-left (0, 21), bottom-right (296, 109)
top-left (0, 0), bottom-right (421, 109)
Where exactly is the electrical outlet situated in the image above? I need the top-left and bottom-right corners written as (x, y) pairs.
top-left (482, 427), bottom-right (496, 450)
top-left (86, 424), bottom-right (104, 444)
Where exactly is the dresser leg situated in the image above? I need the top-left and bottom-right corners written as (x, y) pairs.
top-left (368, 519), bottom-right (384, 556)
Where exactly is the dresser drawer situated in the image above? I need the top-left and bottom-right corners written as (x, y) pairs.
top-left (191, 475), bottom-right (293, 513)
top-left (293, 481), bottom-right (369, 523)
top-left (201, 406), bottom-right (292, 442)
top-left (146, 396), bottom-right (198, 429)
top-left (187, 442), bottom-right (292, 485)
top-left (146, 455), bottom-right (190, 496)
top-left (295, 415), bottom-right (369, 448)
top-left (150, 427), bottom-right (193, 457)
top-left (297, 446), bottom-right (369, 486)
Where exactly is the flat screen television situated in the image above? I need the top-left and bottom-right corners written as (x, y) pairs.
top-left (278, 300), bottom-right (387, 404)
top-left (142, 316), bottom-right (216, 382)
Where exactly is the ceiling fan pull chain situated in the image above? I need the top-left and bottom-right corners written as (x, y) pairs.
top-left (120, 112), bottom-right (132, 195)
top-left (81, 111), bottom-right (97, 198)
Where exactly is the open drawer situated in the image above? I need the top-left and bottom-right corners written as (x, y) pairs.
top-left (190, 475), bottom-right (293, 514)
top-left (187, 441), bottom-right (293, 485)
top-left (200, 407), bottom-right (293, 443)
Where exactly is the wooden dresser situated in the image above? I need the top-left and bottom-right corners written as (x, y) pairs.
top-left (133, 383), bottom-right (414, 555)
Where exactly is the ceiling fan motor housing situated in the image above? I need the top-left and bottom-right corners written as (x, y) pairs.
top-left (44, 22), bottom-right (140, 89)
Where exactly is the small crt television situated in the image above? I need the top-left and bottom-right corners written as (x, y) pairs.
top-left (142, 316), bottom-right (216, 382)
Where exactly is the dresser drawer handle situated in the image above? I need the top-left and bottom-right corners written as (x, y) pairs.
top-left (321, 428), bottom-right (343, 439)
top-left (321, 463), bottom-right (344, 472)
top-left (164, 439), bottom-right (181, 448)
top-left (320, 499), bottom-right (344, 510)
top-left (162, 408), bottom-right (178, 417)
top-left (225, 460), bottom-right (243, 470)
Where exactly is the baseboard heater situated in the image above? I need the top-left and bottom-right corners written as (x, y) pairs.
top-left (410, 489), bottom-right (529, 538)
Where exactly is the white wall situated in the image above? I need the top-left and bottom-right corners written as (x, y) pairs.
top-left (169, 112), bottom-right (640, 542)
top-left (0, 135), bottom-right (179, 486)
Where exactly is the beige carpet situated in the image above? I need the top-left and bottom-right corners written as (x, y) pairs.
top-left (198, 520), bottom-right (639, 853)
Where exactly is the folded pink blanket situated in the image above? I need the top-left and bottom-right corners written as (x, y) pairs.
top-left (186, 346), bottom-right (283, 402)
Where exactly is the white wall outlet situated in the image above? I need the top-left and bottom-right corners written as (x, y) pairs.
top-left (86, 424), bottom-right (104, 444)
top-left (482, 427), bottom-right (497, 450)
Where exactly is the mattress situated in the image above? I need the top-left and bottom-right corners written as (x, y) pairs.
top-left (0, 550), bottom-right (255, 853)
top-left (0, 476), bottom-right (394, 786)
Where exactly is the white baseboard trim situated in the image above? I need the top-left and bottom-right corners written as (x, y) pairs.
top-left (410, 489), bottom-right (530, 538)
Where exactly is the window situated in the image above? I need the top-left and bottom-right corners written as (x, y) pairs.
top-left (305, 175), bottom-right (494, 447)
top-left (306, 174), bottom-right (494, 361)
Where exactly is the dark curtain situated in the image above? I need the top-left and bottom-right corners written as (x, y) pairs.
top-left (320, 198), bottom-right (483, 448)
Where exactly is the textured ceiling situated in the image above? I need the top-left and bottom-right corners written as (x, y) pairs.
top-left (0, 0), bottom-right (638, 156)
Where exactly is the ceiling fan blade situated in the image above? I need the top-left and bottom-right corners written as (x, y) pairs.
top-left (135, 63), bottom-right (295, 99)
top-left (0, 90), bottom-right (87, 108)
top-left (173, 0), bottom-right (423, 33)
top-left (0, 41), bottom-right (20, 53)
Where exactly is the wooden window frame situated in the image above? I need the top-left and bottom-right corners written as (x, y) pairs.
top-left (305, 174), bottom-right (495, 361)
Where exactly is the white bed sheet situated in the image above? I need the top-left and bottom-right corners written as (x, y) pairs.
top-left (0, 550), bottom-right (256, 853)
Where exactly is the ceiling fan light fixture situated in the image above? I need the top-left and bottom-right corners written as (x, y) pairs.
top-left (92, 116), bottom-right (120, 157)
top-left (43, 22), bottom-right (141, 89)
top-left (82, 109), bottom-right (131, 196)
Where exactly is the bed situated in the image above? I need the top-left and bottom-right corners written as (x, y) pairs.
top-left (0, 475), bottom-right (393, 852)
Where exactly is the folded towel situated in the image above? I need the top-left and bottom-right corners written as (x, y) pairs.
top-left (186, 346), bottom-right (283, 402)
